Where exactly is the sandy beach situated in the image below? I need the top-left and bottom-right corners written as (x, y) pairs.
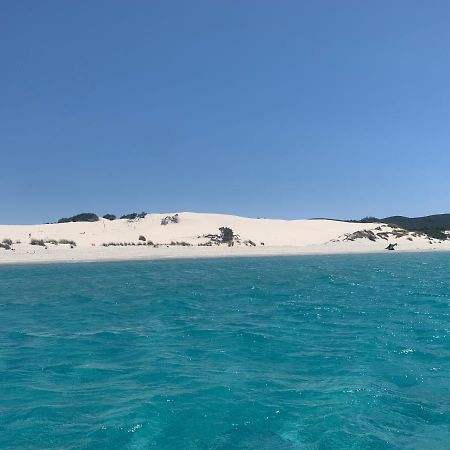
top-left (1, 212), bottom-right (449, 265)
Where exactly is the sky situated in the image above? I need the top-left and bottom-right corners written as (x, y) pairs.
top-left (1, 1), bottom-right (450, 224)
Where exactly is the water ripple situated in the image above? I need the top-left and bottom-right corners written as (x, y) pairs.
top-left (1, 253), bottom-right (450, 448)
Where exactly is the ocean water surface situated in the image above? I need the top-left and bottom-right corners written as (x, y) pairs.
top-left (1, 253), bottom-right (450, 449)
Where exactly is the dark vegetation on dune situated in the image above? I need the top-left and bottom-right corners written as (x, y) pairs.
top-left (348, 214), bottom-right (450, 240)
top-left (57, 212), bottom-right (148, 222)
top-left (219, 227), bottom-right (234, 243)
top-left (0, 238), bottom-right (13, 250)
top-left (161, 214), bottom-right (179, 225)
top-left (120, 212), bottom-right (147, 220)
top-left (58, 213), bottom-right (99, 223)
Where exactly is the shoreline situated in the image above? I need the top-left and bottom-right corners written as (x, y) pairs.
top-left (1, 244), bottom-right (449, 267)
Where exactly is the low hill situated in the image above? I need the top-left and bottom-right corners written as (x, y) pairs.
top-left (380, 214), bottom-right (450, 230)
top-left (353, 214), bottom-right (450, 240)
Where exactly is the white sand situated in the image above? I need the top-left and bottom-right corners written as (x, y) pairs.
top-left (0, 212), bottom-right (448, 265)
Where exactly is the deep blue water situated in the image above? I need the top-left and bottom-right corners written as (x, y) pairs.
top-left (1, 254), bottom-right (450, 449)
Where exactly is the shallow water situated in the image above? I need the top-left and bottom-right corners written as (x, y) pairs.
top-left (1, 253), bottom-right (450, 449)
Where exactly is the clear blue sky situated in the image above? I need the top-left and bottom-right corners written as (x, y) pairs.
top-left (2, 1), bottom-right (450, 224)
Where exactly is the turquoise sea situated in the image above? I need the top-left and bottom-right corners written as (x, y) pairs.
top-left (1, 253), bottom-right (450, 449)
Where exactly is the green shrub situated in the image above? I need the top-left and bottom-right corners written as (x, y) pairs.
top-left (103, 214), bottom-right (116, 220)
top-left (121, 213), bottom-right (137, 220)
top-left (58, 239), bottom-right (77, 246)
top-left (138, 235), bottom-right (146, 241)
top-left (219, 227), bottom-right (234, 243)
top-left (120, 212), bottom-right (146, 220)
top-left (169, 241), bottom-right (191, 246)
top-left (30, 239), bottom-right (45, 246)
top-left (0, 242), bottom-right (11, 250)
top-left (161, 214), bottom-right (179, 225)
top-left (419, 228), bottom-right (448, 240)
top-left (58, 213), bottom-right (99, 223)
top-left (2, 238), bottom-right (13, 246)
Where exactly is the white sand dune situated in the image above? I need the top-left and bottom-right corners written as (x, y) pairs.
top-left (0, 212), bottom-right (448, 264)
